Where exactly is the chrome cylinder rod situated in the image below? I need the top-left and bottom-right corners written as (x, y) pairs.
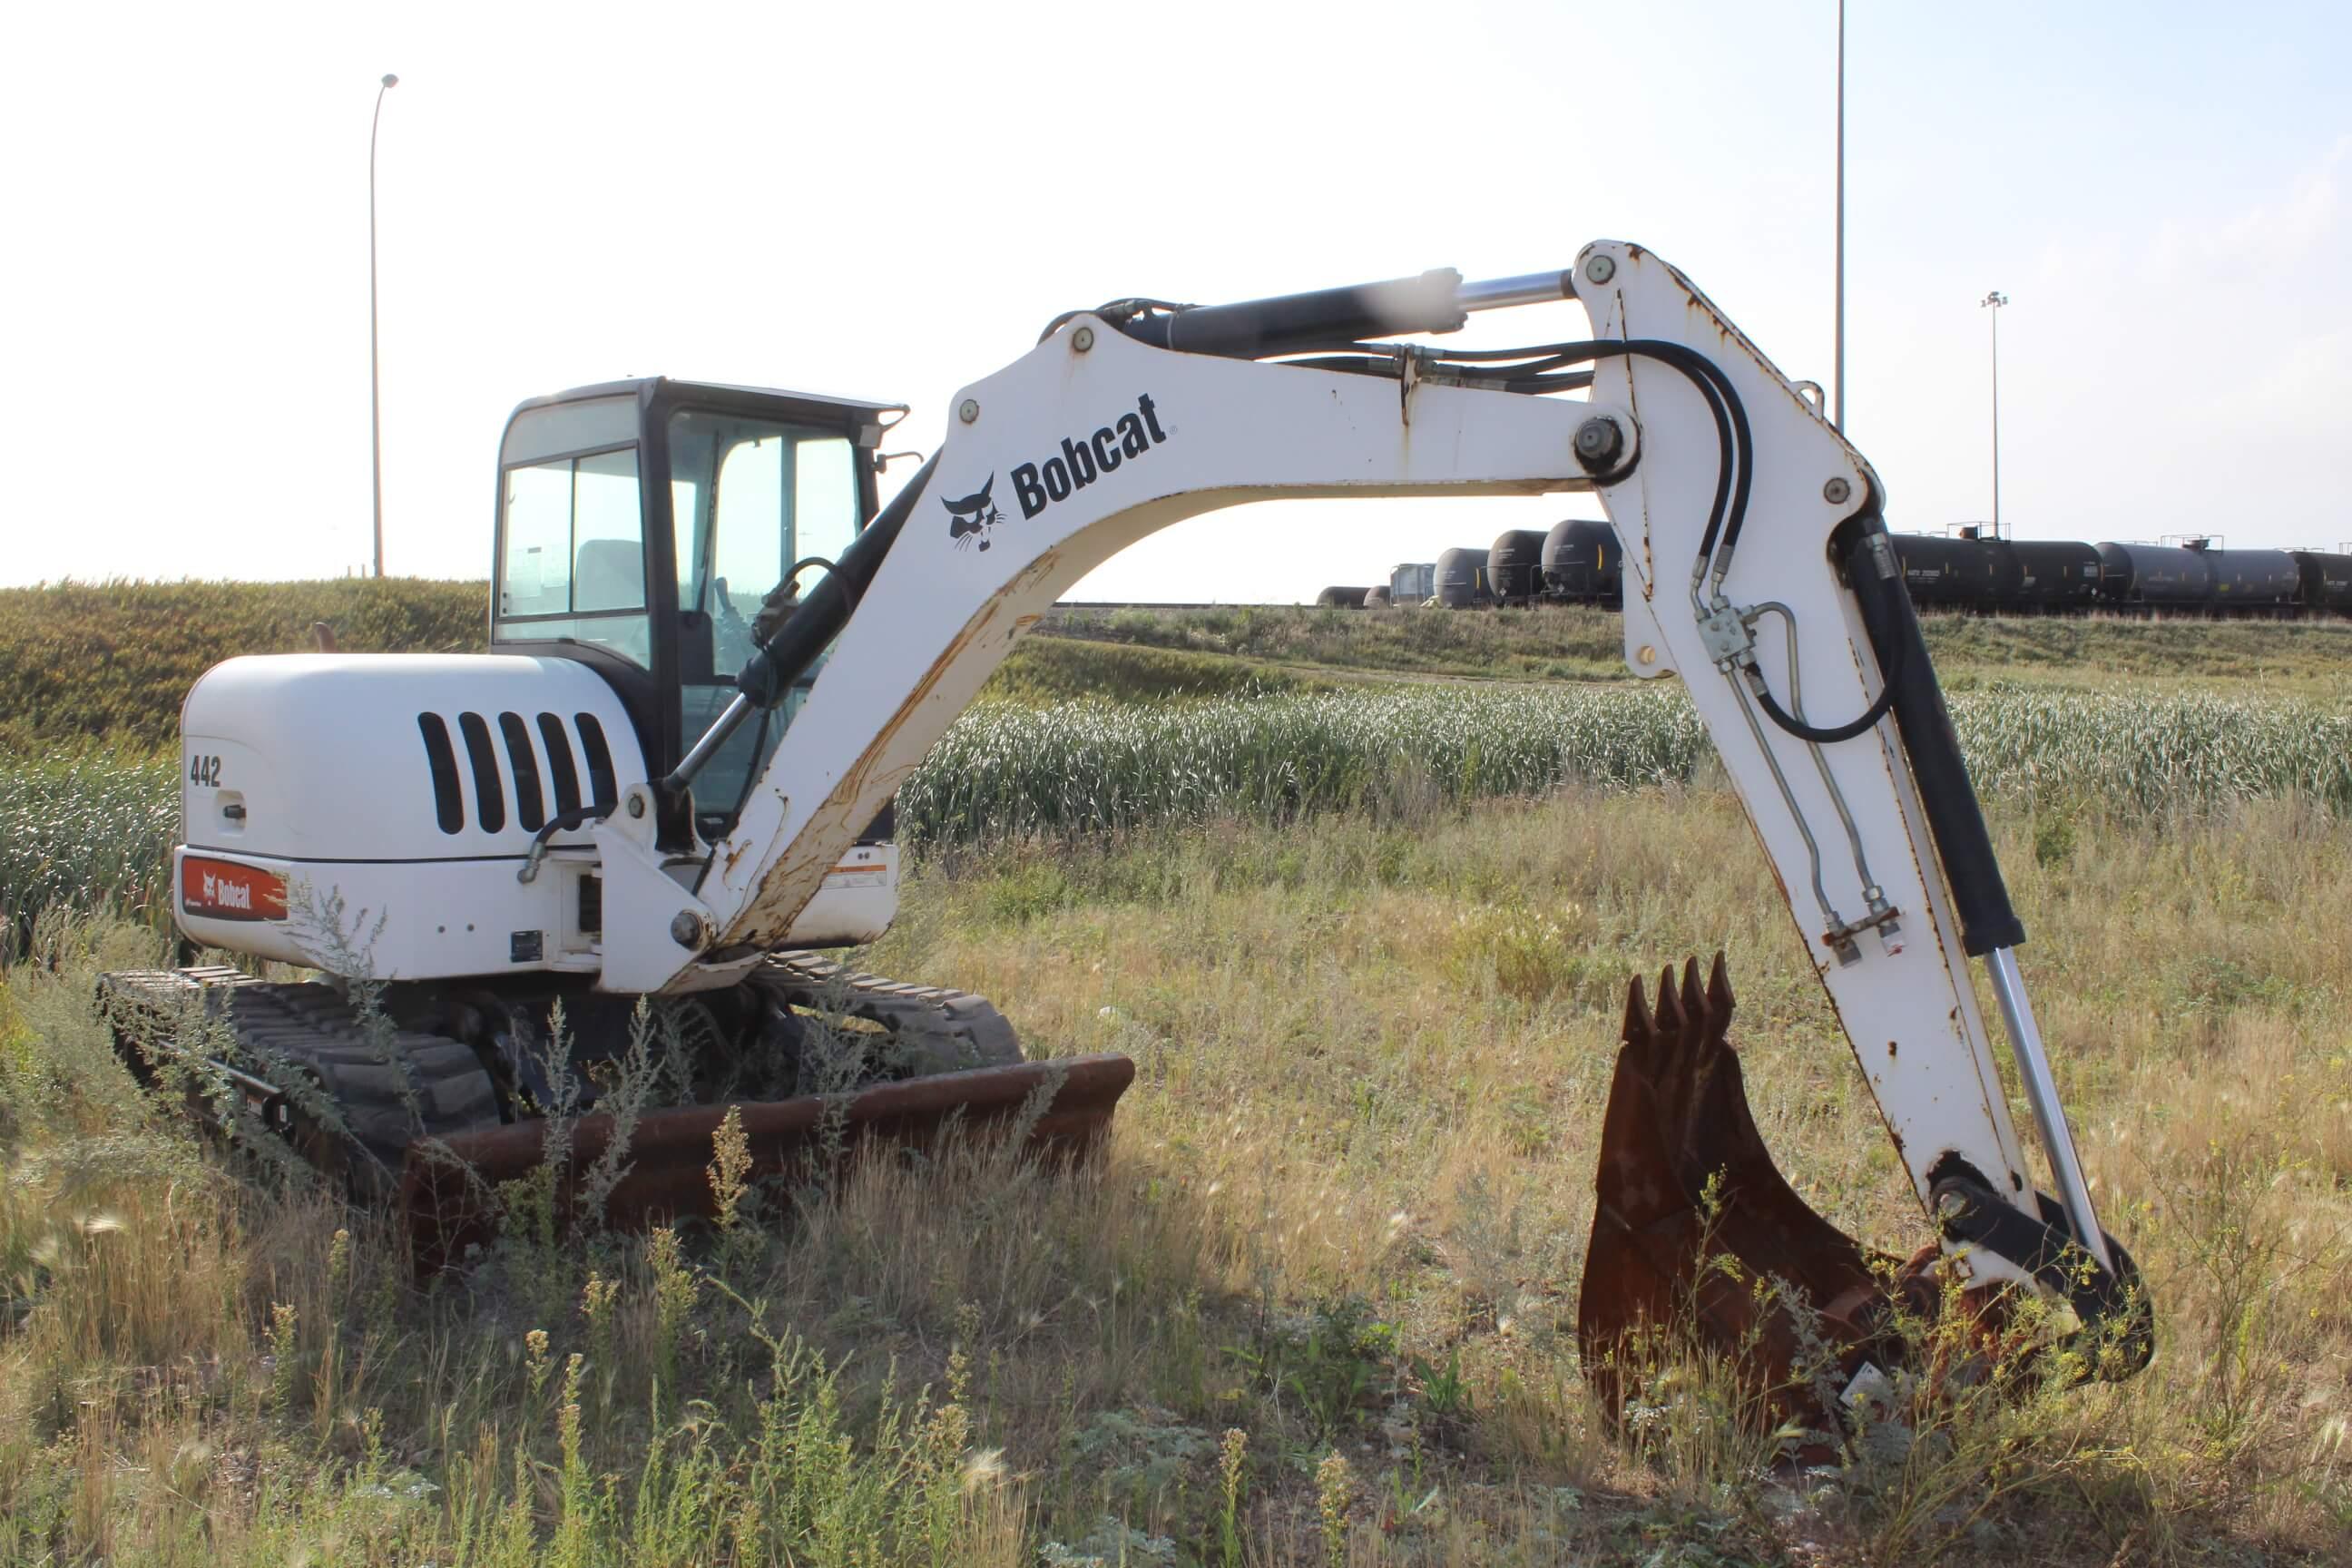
top-left (1985, 946), bottom-right (2112, 1273)
top-left (664, 691), bottom-right (755, 796)
top-left (1456, 270), bottom-right (1574, 313)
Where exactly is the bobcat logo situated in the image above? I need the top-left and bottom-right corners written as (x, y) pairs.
top-left (942, 475), bottom-right (1003, 551)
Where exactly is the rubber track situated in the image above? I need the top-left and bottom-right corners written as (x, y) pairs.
top-left (103, 969), bottom-right (502, 1200)
top-left (754, 955), bottom-right (1022, 1074)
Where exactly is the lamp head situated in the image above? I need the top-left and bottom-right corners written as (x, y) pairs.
top-left (381, 74), bottom-right (399, 89)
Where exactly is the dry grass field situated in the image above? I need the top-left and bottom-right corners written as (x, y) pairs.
top-left (2, 582), bottom-right (2349, 1563)
top-left (5, 788), bottom-right (2350, 1564)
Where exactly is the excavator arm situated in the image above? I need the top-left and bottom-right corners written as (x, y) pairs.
top-left (585, 240), bottom-right (2148, 1391)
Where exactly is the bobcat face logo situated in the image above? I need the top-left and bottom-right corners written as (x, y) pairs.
top-left (942, 475), bottom-right (1003, 551)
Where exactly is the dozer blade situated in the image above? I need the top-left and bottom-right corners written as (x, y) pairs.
top-left (1579, 956), bottom-right (1928, 1432)
top-left (400, 1054), bottom-right (1133, 1273)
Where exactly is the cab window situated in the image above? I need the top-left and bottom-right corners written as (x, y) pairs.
top-left (495, 397), bottom-right (651, 667)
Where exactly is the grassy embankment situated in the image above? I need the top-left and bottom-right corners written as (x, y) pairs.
top-left (0, 580), bottom-right (490, 750)
top-left (0, 581), bottom-right (1314, 751)
top-left (1042, 602), bottom-right (2352, 694)
top-left (4, 579), bottom-right (2347, 751)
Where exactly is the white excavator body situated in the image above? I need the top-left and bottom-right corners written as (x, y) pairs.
top-left (114, 240), bottom-right (2151, 1423)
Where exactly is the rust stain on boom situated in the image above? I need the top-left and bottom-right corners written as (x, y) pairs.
top-left (401, 1054), bottom-right (1133, 1274)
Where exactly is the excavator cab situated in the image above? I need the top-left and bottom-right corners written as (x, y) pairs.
top-left (488, 377), bottom-right (904, 843)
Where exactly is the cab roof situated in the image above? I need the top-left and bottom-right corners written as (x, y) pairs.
top-left (507, 377), bottom-right (907, 446)
top-left (520, 376), bottom-right (904, 416)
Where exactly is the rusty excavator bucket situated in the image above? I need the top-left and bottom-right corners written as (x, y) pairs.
top-left (1579, 956), bottom-right (1937, 1432)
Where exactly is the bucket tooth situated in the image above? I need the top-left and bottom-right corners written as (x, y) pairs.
top-left (1622, 972), bottom-right (1655, 1047)
top-left (1652, 963), bottom-right (1686, 1038)
top-left (1580, 955), bottom-right (1893, 1433)
top-left (1678, 956), bottom-right (1708, 1034)
top-left (1706, 950), bottom-right (1734, 1020)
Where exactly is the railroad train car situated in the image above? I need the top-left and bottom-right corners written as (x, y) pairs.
top-left (1434, 547), bottom-right (1495, 608)
top-left (1364, 584), bottom-right (1394, 606)
top-left (1314, 585), bottom-right (1372, 608)
top-left (1340, 528), bottom-right (2347, 618)
top-left (1542, 519), bottom-right (1622, 606)
top-left (1487, 529), bottom-right (1551, 605)
top-left (2093, 542), bottom-right (2213, 607)
top-left (1881, 532), bottom-right (2347, 618)
top-left (2293, 551), bottom-right (2352, 613)
top-left (2092, 541), bottom-right (2298, 612)
top-left (2008, 540), bottom-right (2103, 611)
top-left (1896, 532), bottom-right (2017, 608)
top-left (2197, 547), bottom-right (2301, 611)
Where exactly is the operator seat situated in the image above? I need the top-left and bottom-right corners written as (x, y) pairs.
top-left (573, 538), bottom-right (645, 613)
top-left (570, 538), bottom-right (652, 667)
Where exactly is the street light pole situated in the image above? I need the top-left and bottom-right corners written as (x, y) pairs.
top-left (1981, 289), bottom-right (2007, 537)
top-left (1833, 0), bottom-right (1846, 432)
top-left (370, 73), bottom-right (398, 578)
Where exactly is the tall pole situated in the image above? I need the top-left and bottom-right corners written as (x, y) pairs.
top-left (370, 73), bottom-right (398, 578)
top-left (1981, 289), bottom-right (2007, 537)
top-left (1833, 0), bottom-right (1846, 431)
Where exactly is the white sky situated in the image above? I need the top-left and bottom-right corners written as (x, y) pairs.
top-left (3, 1), bottom-right (2346, 599)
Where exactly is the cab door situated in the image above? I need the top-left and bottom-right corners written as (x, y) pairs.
top-left (662, 405), bottom-right (867, 842)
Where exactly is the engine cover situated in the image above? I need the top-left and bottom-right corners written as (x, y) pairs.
top-left (172, 653), bottom-right (897, 984)
top-left (181, 654), bottom-right (644, 863)
top-left (174, 653), bottom-right (645, 975)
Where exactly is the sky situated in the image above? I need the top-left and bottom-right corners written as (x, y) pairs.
top-left (3, 0), bottom-right (2346, 600)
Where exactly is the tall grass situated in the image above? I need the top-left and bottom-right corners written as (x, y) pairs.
top-left (901, 685), bottom-right (1709, 843)
top-left (1953, 686), bottom-right (2352, 813)
top-left (6, 687), bottom-right (2348, 947)
top-left (0, 752), bottom-right (179, 946)
top-left (898, 684), bottom-right (2351, 843)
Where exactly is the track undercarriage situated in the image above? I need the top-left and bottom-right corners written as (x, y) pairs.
top-left (100, 958), bottom-right (1132, 1271)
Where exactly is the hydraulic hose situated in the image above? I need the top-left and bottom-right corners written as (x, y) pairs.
top-left (736, 455), bottom-right (936, 708)
top-left (1745, 632), bottom-right (1903, 744)
top-left (1587, 340), bottom-right (1752, 573)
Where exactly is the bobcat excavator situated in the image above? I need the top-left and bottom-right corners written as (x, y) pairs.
top-left (103, 240), bottom-right (2151, 1428)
